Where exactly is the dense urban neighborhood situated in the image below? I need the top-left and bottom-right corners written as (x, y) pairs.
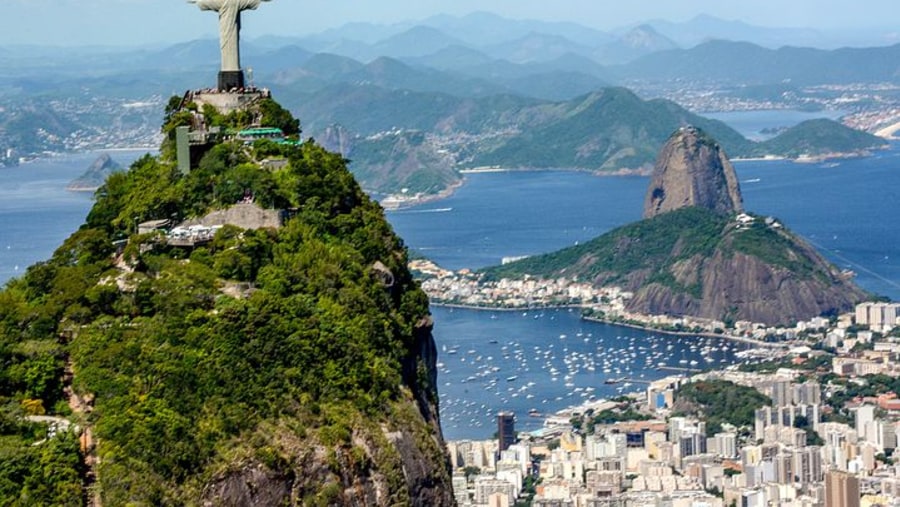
top-left (442, 297), bottom-right (900, 507)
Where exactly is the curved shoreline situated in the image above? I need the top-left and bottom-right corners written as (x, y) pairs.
top-left (429, 301), bottom-right (782, 348)
top-left (387, 148), bottom-right (882, 209)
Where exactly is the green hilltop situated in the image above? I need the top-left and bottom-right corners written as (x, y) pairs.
top-left (0, 97), bottom-right (452, 505)
top-left (754, 118), bottom-right (886, 158)
top-left (484, 206), bottom-right (867, 326)
top-left (470, 87), bottom-right (753, 171)
top-left (482, 125), bottom-right (869, 326)
top-left (298, 86), bottom-right (885, 195)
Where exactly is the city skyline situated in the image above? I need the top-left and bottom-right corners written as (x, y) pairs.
top-left (2, 0), bottom-right (900, 47)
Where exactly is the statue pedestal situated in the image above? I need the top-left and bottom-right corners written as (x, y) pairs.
top-left (218, 71), bottom-right (245, 91)
top-left (187, 88), bottom-right (271, 115)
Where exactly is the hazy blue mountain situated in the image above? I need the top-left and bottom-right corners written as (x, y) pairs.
top-left (263, 52), bottom-right (363, 91)
top-left (293, 25), bottom-right (472, 62)
top-left (594, 25), bottom-right (679, 64)
top-left (293, 83), bottom-right (539, 135)
top-left (616, 40), bottom-right (900, 85)
top-left (496, 71), bottom-right (609, 101)
top-left (295, 52), bottom-right (366, 80)
top-left (140, 40), bottom-right (232, 70)
top-left (293, 38), bottom-right (375, 62)
top-left (342, 56), bottom-right (507, 97)
top-left (248, 45), bottom-right (314, 75)
top-left (370, 26), bottom-right (470, 59)
top-left (419, 11), bottom-right (613, 47)
top-left (482, 32), bottom-right (595, 63)
top-left (404, 45), bottom-right (496, 71)
top-left (267, 50), bottom-right (601, 101)
top-left (449, 58), bottom-right (540, 82)
top-left (67, 153), bottom-right (122, 192)
top-left (249, 34), bottom-right (306, 49)
top-left (301, 21), bottom-right (412, 46)
top-left (541, 52), bottom-right (609, 78)
top-left (449, 53), bottom-right (612, 96)
top-left (264, 52), bottom-right (507, 98)
top-left (646, 14), bottom-right (827, 49)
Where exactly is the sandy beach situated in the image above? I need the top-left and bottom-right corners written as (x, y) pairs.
top-left (875, 119), bottom-right (900, 140)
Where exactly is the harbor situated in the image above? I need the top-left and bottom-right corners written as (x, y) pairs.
top-left (431, 306), bottom-right (744, 439)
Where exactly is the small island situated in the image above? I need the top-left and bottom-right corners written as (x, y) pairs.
top-left (66, 153), bottom-right (122, 192)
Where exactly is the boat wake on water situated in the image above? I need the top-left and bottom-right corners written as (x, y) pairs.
top-left (394, 207), bottom-right (453, 214)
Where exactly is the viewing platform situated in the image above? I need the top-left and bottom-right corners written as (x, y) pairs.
top-left (181, 87), bottom-right (271, 115)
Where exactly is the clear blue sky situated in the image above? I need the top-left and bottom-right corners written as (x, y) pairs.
top-left (3, 0), bottom-right (898, 47)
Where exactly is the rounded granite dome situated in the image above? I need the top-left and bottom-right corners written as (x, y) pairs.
top-left (643, 126), bottom-right (744, 219)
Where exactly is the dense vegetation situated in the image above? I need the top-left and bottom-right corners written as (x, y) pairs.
top-left (570, 400), bottom-right (653, 436)
top-left (0, 99), bottom-right (446, 504)
top-left (483, 206), bottom-right (826, 297)
top-left (825, 374), bottom-right (900, 418)
top-left (483, 207), bottom-right (728, 284)
top-left (472, 88), bottom-right (753, 170)
top-left (754, 119), bottom-right (885, 158)
top-left (674, 380), bottom-right (771, 436)
top-left (343, 129), bottom-right (459, 195)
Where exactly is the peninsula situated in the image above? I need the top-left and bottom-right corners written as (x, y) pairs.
top-left (474, 127), bottom-right (868, 327)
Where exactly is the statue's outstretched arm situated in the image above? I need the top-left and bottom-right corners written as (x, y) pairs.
top-left (237, 0), bottom-right (272, 9)
top-left (237, 0), bottom-right (272, 11)
top-left (187, 0), bottom-right (224, 11)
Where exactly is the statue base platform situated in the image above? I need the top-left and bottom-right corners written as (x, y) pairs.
top-left (184, 88), bottom-right (272, 116)
top-left (218, 71), bottom-right (245, 91)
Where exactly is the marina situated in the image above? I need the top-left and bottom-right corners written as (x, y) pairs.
top-left (432, 306), bottom-right (743, 440)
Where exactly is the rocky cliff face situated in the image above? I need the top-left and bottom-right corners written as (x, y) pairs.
top-left (487, 126), bottom-right (869, 326)
top-left (643, 126), bottom-right (743, 219)
top-left (198, 320), bottom-right (454, 507)
top-left (618, 221), bottom-right (869, 325)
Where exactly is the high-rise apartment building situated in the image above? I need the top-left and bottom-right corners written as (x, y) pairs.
top-left (498, 412), bottom-right (516, 452)
top-left (825, 470), bottom-right (860, 507)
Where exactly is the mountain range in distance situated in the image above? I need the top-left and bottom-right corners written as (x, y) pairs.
top-left (303, 86), bottom-right (885, 196)
top-left (4, 11), bottom-right (900, 86)
top-left (2, 12), bottom-right (898, 196)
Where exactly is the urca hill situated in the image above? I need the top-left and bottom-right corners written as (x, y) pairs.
top-left (487, 126), bottom-right (868, 326)
top-left (0, 95), bottom-right (453, 505)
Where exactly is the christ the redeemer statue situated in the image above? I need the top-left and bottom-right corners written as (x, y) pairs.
top-left (188, 0), bottom-right (271, 91)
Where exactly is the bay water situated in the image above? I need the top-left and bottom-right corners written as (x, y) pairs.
top-left (0, 150), bottom-right (151, 282)
top-left (1, 114), bottom-right (898, 440)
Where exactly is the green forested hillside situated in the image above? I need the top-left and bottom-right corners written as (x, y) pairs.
top-left (0, 100), bottom-right (451, 504)
top-left (674, 380), bottom-right (771, 435)
top-left (482, 207), bottom-right (732, 284)
top-left (472, 88), bottom-right (753, 170)
top-left (482, 205), bottom-right (866, 325)
top-left (755, 118), bottom-right (886, 157)
top-left (300, 85), bottom-right (884, 196)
